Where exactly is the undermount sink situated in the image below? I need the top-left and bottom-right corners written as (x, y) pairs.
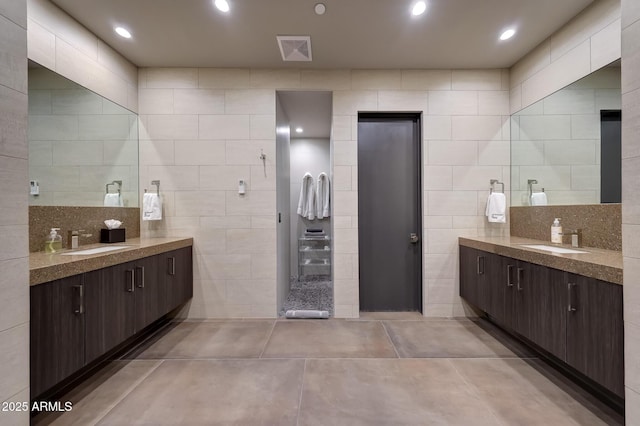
top-left (518, 244), bottom-right (588, 254)
top-left (59, 245), bottom-right (130, 255)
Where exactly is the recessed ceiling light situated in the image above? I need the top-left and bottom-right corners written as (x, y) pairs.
top-left (412, 1), bottom-right (427, 16)
top-left (114, 27), bottom-right (131, 39)
top-left (500, 28), bottom-right (516, 41)
top-left (314, 3), bottom-right (326, 15)
top-left (295, 127), bottom-right (304, 133)
top-left (214, 0), bottom-right (230, 12)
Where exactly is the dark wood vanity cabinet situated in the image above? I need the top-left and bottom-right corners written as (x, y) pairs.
top-left (566, 274), bottom-right (624, 397)
top-left (162, 247), bottom-right (193, 313)
top-left (31, 246), bottom-right (193, 399)
top-left (459, 245), bottom-right (624, 399)
top-left (30, 275), bottom-right (85, 398)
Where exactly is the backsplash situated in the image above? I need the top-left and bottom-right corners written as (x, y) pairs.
top-left (510, 204), bottom-right (621, 251)
top-left (29, 206), bottom-right (140, 252)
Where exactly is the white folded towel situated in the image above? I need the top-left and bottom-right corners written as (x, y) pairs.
top-left (142, 193), bottom-right (162, 221)
top-left (316, 172), bottom-right (330, 219)
top-left (485, 192), bottom-right (506, 223)
top-left (104, 193), bottom-right (123, 207)
top-left (530, 192), bottom-right (548, 206)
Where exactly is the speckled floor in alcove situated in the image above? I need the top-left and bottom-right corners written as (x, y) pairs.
top-left (280, 279), bottom-right (333, 317)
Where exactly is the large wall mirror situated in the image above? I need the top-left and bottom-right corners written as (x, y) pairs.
top-left (510, 61), bottom-right (621, 206)
top-left (28, 61), bottom-right (139, 207)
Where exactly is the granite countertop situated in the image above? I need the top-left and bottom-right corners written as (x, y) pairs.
top-left (30, 237), bottom-right (194, 286)
top-left (459, 236), bottom-right (623, 285)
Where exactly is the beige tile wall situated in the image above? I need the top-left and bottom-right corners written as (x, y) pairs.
top-left (26, 0), bottom-right (137, 112)
top-left (510, 0), bottom-right (621, 114)
top-left (622, 0), bottom-right (640, 419)
top-left (0, 0), bottom-right (29, 424)
top-left (139, 68), bottom-right (510, 319)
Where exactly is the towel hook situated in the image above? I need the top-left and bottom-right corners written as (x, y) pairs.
top-left (151, 180), bottom-right (160, 197)
top-left (259, 149), bottom-right (266, 161)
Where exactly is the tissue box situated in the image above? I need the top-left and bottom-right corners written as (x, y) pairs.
top-left (100, 228), bottom-right (125, 243)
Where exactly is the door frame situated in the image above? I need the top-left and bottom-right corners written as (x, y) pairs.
top-left (357, 112), bottom-right (423, 313)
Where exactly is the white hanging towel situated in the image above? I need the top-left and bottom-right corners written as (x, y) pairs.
top-left (104, 193), bottom-right (123, 207)
top-left (316, 172), bottom-right (330, 219)
top-left (142, 193), bottom-right (162, 221)
top-left (485, 192), bottom-right (506, 223)
top-left (530, 192), bottom-right (548, 206)
top-left (297, 172), bottom-right (316, 220)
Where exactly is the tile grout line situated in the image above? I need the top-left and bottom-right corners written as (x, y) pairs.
top-left (379, 321), bottom-right (401, 359)
top-left (88, 360), bottom-right (165, 426)
top-left (446, 358), bottom-right (508, 426)
top-left (258, 319), bottom-right (278, 358)
top-left (295, 358), bottom-right (308, 426)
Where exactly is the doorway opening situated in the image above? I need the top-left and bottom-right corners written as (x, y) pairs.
top-left (276, 91), bottom-right (334, 316)
top-left (358, 113), bottom-right (422, 313)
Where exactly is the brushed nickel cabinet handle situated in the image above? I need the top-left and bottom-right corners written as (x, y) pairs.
top-left (517, 268), bottom-right (524, 291)
top-left (168, 257), bottom-right (176, 276)
top-left (126, 269), bottom-right (135, 292)
top-left (568, 282), bottom-right (577, 312)
top-left (507, 264), bottom-right (514, 287)
top-left (136, 266), bottom-right (145, 288)
top-left (73, 285), bottom-right (84, 315)
top-left (476, 256), bottom-right (485, 275)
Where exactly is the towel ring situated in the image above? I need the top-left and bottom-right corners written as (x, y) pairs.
top-left (106, 180), bottom-right (122, 195)
top-left (489, 179), bottom-right (504, 194)
top-left (145, 180), bottom-right (161, 197)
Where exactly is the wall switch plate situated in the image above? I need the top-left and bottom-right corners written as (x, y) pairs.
top-left (30, 180), bottom-right (39, 195)
top-left (238, 179), bottom-right (246, 195)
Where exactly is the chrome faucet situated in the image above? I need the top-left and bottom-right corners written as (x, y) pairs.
top-left (562, 229), bottom-right (583, 248)
top-left (66, 230), bottom-right (93, 249)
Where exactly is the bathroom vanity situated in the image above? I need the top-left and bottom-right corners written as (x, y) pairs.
top-left (459, 236), bottom-right (623, 403)
top-left (29, 237), bottom-right (193, 400)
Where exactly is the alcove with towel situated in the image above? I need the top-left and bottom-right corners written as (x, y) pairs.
top-left (276, 90), bottom-right (334, 318)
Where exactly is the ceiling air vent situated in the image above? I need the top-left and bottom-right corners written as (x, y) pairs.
top-left (277, 36), bottom-right (312, 62)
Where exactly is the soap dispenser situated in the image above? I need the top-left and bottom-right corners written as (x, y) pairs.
top-left (45, 228), bottom-right (63, 253)
top-left (551, 218), bottom-right (563, 244)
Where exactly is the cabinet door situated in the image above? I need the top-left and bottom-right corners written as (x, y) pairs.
top-left (484, 253), bottom-right (506, 321)
top-left (526, 265), bottom-right (567, 360)
top-left (566, 275), bottom-right (624, 397)
top-left (502, 257), bottom-right (518, 331)
top-left (134, 255), bottom-right (162, 331)
top-left (30, 275), bottom-right (85, 398)
top-left (459, 246), bottom-right (481, 308)
top-left (163, 247), bottom-right (193, 313)
top-left (84, 262), bottom-right (136, 363)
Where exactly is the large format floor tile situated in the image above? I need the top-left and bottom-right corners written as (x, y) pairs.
top-left (34, 360), bottom-right (162, 426)
top-left (298, 358), bottom-right (499, 426)
top-left (98, 359), bottom-right (305, 426)
top-left (127, 320), bottom-right (275, 359)
top-left (262, 320), bottom-right (397, 358)
top-left (383, 319), bottom-right (526, 358)
top-left (451, 358), bottom-right (623, 425)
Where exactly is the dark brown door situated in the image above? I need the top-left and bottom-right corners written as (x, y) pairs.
top-left (163, 247), bottom-right (193, 313)
top-left (358, 113), bottom-right (422, 312)
top-left (30, 275), bottom-right (85, 398)
top-left (566, 275), bottom-right (624, 397)
top-left (526, 265), bottom-right (567, 360)
top-left (134, 255), bottom-right (162, 330)
top-left (459, 246), bottom-right (480, 308)
top-left (84, 262), bottom-right (136, 363)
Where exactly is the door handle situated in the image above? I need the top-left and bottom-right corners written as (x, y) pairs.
top-left (136, 265), bottom-right (145, 288)
top-left (168, 257), bottom-right (176, 276)
top-left (516, 267), bottom-right (524, 291)
top-left (409, 233), bottom-right (419, 244)
top-left (73, 285), bottom-right (84, 315)
top-left (506, 264), bottom-right (514, 287)
top-left (126, 269), bottom-right (135, 292)
top-left (567, 282), bottom-right (577, 312)
top-left (476, 256), bottom-right (485, 275)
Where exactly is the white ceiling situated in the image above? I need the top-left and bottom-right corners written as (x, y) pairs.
top-left (50, 0), bottom-right (595, 69)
